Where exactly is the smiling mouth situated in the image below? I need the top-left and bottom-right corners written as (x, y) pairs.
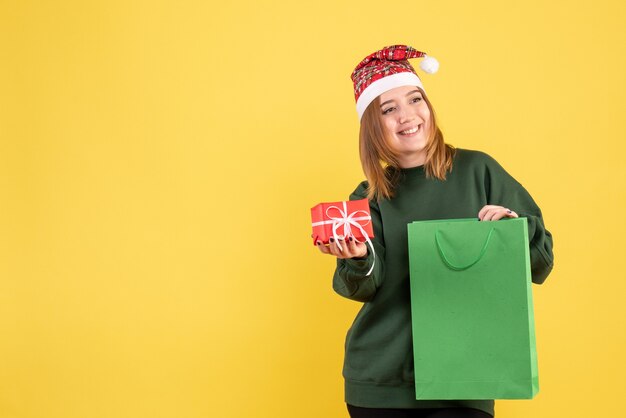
top-left (398, 125), bottom-right (421, 136)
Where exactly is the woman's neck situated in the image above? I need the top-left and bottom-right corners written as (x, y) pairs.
top-left (397, 153), bottom-right (426, 169)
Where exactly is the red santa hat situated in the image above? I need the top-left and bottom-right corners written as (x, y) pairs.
top-left (351, 44), bottom-right (439, 121)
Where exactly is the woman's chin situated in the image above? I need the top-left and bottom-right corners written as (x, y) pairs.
top-left (399, 143), bottom-right (427, 154)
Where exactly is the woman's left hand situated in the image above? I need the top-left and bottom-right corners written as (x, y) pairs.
top-left (478, 205), bottom-right (519, 221)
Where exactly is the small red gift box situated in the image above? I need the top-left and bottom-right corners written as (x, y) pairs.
top-left (310, 199), bottom-right (374, 246)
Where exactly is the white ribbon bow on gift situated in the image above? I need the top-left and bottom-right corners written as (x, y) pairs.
top-left (311, 201), bottom-right (376, 276)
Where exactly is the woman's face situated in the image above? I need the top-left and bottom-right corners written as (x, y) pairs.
top-left (379, 85), bottom-right (432, 168)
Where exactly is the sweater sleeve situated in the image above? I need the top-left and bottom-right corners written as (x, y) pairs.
top-left (332, 182), bottom-right (386, 302)
top-left (483, 154), bottom-right (555, 284)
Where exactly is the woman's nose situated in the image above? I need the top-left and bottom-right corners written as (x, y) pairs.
top-left (398, 107), bottom-right (414, 123)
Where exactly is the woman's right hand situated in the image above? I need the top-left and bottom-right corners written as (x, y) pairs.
top-left (314, 236), bottom-right (368, 259)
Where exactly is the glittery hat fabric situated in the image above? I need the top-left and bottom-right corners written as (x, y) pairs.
top-left (351, 45), bottom-right (432, 121)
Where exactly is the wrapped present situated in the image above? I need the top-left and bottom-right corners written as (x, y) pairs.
top-left (311, 199), bottom-right (374, 244)
top-left (311, 199), bottom-right (376, 276)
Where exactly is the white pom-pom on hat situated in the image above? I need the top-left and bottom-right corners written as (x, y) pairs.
top-left (420, 55), bottom-right (439, 74)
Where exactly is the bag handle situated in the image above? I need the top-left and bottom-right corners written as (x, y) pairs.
top-left (435, 227), bottom-right (495, 271)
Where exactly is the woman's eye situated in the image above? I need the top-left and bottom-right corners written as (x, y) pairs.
top-left (382, 107), bottom-right (394, 115)
top-left (411, 96), bottom-right (422, 103)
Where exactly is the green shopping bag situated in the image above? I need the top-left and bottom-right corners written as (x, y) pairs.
top-left (407, 218), bottom-right (538, 400)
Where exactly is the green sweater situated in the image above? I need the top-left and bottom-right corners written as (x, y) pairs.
top-left (333, 148), bottom-right (554, 416)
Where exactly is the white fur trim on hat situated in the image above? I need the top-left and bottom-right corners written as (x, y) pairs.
top-left (356, 72), bottom-right (425, 121)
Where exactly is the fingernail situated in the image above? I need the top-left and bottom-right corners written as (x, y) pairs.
top-left (349, 237), bottom-right (353, 242)
top-left (330, 238), bottom-right (334, 243)
top-left (477, 217), bottom-right (481, 221)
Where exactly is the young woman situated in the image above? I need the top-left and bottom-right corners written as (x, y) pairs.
top-left (314, 45), bottom-right (554, 418)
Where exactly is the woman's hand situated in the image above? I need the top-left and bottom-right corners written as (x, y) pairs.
top-left (313, 235), bottom-right (368, 259)
top-left (478, 205), bottom-right (519, 221)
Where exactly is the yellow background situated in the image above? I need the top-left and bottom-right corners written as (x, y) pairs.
top-left (1, 1), bottom-right (624, 417)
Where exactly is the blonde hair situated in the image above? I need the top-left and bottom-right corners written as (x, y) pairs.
top-left (359, 87), bottom-right (456, 201)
